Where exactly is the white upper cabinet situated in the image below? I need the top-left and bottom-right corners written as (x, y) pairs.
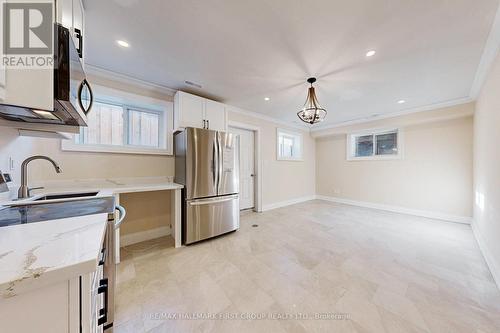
top-left (57, 0), bottom-right (73, 29)
top-left (56, 0), bottom-right (84, 59)
top-left (204, 99), bottom-right (227, 131)
top-left (174, 92), bottom-right (205, 129)
top-left (174, 91), bottom-right (227, 132)
top-left (72, 0), bottom-right (84, 60)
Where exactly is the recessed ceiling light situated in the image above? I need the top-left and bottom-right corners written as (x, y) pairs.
top-left (397, 100), bottom-right (406, 104)
top-left (116, 40), bottom-right (130, 48)
top-left (366, 50), bottom-right (376, 57)
top-left (264, 97), bottom-right (270, 101)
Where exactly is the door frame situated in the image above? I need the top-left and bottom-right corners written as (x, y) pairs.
top-left (228, 121), bottom-right (262, 212)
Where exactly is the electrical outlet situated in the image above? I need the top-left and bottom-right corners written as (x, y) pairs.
top-left (334, 189), bottom-right (341, 195)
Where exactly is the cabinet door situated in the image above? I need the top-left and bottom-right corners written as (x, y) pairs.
top-left (57, 0), bottom-right (73, 29)
top-left (176, 92), bottom-right (205, 129)
top-left (72, 0), bottom-right (84, 58)
top-left (205, 100), bottom-right (227, 131)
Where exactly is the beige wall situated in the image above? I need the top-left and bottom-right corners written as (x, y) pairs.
top-left (119, 190), bottom-right (171, 236)
top-left (473, 52), bottom-right (500, 284)
top-left (316, 108), bottom-right (473, 218)
top-left (227, 110), bottom-right (316, 207)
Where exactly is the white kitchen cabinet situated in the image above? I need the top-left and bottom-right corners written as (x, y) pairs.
top-left (57, 0), bottom-right (73, 29)
top-left (205, 99), bottom-right (227, 131)
top-left (56, 0), bottom-right (84, 59)
top-left (174, 91), bottom-right (228, 132)
top-left (0, 272), bottom-right (102, 333)
top-left (72, 0), bottom-right (84, 60)
top-left (174, 91), bottom-right (205, 129)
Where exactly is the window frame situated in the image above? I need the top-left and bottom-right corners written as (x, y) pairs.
top-left (276, 128), bottom-right (303, 161)
top-left (346, 128), bottom-right (403, 161)
top-left (62, 85), bottom-right (173, 156)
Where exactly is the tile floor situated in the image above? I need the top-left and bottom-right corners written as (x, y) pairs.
top-left (114, 200), bottom-right (500, 332)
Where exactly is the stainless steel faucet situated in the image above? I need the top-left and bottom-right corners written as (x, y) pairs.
top-left (18, 156), bottom-right (62, 199)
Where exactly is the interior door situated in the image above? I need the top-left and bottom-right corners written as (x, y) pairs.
top-left (186, 128), bottom-right (218, 199)
top-left (230, 127), bottom-right (254, 210)
top-left (205, 100), bottom-right (226, 131)
top-left (217, 132), bottom-right (239, 196)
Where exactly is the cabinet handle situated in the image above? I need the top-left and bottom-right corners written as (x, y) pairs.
top-left (207, 119), bottom-right (210, 129)
top-left (98, 247), bottom-right (107, 266)
top-left (74, 28), bottom-right (83, 58)
top-left (97, 278), bottom-right (108, 326)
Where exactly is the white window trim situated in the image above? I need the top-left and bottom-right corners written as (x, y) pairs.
top-left (61, 84), bottom-right (173, 156)
top-left (276, 127), bottom-right (303, 161)
top-left (346, 128), bottom-right (403, 161)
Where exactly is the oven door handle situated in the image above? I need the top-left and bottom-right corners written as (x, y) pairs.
top-left (114, 205), bottom-right (126, 229)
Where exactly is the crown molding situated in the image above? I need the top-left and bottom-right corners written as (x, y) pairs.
top-left (85, 64), bottom-right (177, 96)
top-left (85, 64), bottom-right (310, 131)
top-left (470, 3), bottom-right (500, 99)
top-left (226, 105), bottom-right (311, 132)
top-left (310, 96), bottom-right (473, 135)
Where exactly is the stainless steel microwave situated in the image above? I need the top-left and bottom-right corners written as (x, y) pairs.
top-left (0, 24), bottom-right (93, 126)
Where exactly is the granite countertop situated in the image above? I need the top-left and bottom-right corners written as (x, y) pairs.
top-left (0, 177), bottom-right (184, 298)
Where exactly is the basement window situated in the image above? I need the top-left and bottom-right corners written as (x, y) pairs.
top-left (347, 129), bottom-right (402, 160)
top-left (277, 128), bottom-right (303, 161)
top-left (62, 85), bottom-right (173, 155)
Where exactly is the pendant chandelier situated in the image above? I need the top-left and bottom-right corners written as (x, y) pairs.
top-left (297, 77), bottom-right (327, 125)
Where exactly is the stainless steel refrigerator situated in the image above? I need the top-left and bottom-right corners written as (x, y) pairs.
top-left (175, 127), bottom-right (239, 244)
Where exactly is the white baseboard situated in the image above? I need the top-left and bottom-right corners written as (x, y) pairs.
top-left (262, 195), bottom-right (316, 211)
top-left (120, 226), bottom-right (171, 247)
top-left (315, 195), bottom-right (472, 224)
top-left (471, 223), bottom-right (500, 289)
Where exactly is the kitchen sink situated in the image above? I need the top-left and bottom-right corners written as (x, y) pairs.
top-left (3, 191), bottom-right (100, 207)
top-left (34, 192), bottom-right (99, 201)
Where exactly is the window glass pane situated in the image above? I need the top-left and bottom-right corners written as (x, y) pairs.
top-left (128, 109), bottom-right (160, 147)
top-left (77, 102), bottom-right (124, 146)
top-left (277, 130), bottom-right (302, 160)
top-left (376, 132), bottom-right (398, 155)
top-left (355, 135), bottom-right (373, 157)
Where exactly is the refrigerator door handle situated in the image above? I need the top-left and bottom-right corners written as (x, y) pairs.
top-left (212, 138), bottom-right (217, 186)
top-left (215, 133), bottom-right (220, 192)
top-left (217, 133), bottom-right (223, 194)
top-left (188, 194), bottom-right (239, 206)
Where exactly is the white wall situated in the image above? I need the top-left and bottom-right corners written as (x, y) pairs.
top-left (473, 51), bottom-right (500, 286)
top-left (227, 109), bottom-right (316, 209)
top-left (315, 104), bottom-right (474, 221)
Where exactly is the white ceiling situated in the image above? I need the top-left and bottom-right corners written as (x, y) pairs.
top-left (84, 0), bottom-right (500, 128)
